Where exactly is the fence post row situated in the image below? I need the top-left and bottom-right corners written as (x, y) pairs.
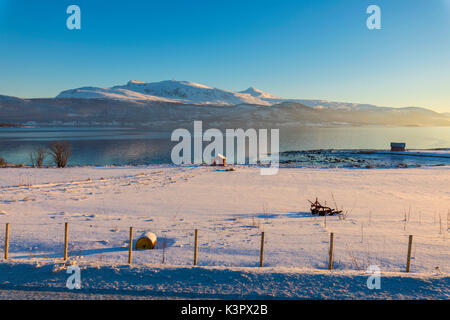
top-left (406, 235), bottom-right (413, 273)
top-left (1, 223), bottom-right (422, 274)
top-left (64, 222), bottom-right (68, 261)
top-left (128, 227), bottom-right (133, 265)
top-left (4, 223), bottom-right (10, 260)
top-left (193, 229), bottom-right (198, 266)
top-left (259, 232), bottom-right (265, 267)
top-left (328, 232), bottom-right (334, 270)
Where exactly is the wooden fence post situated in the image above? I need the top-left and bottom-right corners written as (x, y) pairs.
top-left (64, 222), bottom-right (68, 261)
top-left (328, 232), bottom-right (334, 270)
top-left (406, 235), bottom-right (413, 273)
top-left (193, 229), bottom-right (198, 266)
top-left (259, 232), bottom-right (265, 267)
top-left (4, 223), bottom-right (9, 260)
top-left (128, 227), bottom-right (133, 265)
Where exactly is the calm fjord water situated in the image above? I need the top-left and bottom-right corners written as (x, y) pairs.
top-left (0, 126), bottom-right (449, 166)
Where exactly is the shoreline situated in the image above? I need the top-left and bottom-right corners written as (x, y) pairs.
top-left (1, 162), bottom-right (450, 170)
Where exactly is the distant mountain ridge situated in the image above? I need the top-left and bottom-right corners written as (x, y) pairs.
top-left (57, 80), bottom-right (276, 106)
top-left (53, 79), bottom-right (440, 114)
top-left (1, 80), bottom-right (449, 128)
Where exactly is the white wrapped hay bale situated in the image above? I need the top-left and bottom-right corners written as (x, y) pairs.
top-left (135, 232), bottom-right (157, 250)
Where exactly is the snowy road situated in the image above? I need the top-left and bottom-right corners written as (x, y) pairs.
top-left (0, 262), bottom-right (448, 300)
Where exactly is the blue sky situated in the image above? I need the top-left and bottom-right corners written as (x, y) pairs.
top-left (0, 0), bottom-right (449, 112)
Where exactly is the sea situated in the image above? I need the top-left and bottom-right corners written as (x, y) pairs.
top-left (1, 126), bottom-right (449, 168)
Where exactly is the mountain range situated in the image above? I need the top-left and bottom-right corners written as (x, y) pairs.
top-left (57, 80), bottom-right (280, 106)
top-left (1, 80), bottom-right (449, 128)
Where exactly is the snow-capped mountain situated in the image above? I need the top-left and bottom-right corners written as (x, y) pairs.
top-left (2, 80), bottom-right (449, 128)
top-left (56, 80), bottom-right (437, 113)
top-left (239, 87), bottom-right (281, 99)
top-left (57, 80), bottom-right (276, 106)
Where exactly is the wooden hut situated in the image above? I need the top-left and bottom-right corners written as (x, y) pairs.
top-left (391, 142), bottom-right (406, 152)
top-left (211, 154), bottom-right (227, 166)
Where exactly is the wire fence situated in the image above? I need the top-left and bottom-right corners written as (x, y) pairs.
top-left (0, 221), bottom-right (448, 273)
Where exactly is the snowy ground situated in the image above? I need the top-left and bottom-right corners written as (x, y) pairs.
top-left (0, 262), bottom-right (448, 299)
top-left (280, 149), bottom-right (450, 168)
top-left (0, 165), bottom-right (449, 299)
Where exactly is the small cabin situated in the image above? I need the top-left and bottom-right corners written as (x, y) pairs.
top-left (391, 142), bottom-right (406, 152)
top-left (211, 154), bottom-right (227, 166)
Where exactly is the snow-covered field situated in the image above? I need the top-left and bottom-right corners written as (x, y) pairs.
top-left (0, 165), bottom-right (448, 299)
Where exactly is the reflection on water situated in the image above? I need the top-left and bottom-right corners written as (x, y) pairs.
top-left (0, 126), bottom-right (449, 166)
